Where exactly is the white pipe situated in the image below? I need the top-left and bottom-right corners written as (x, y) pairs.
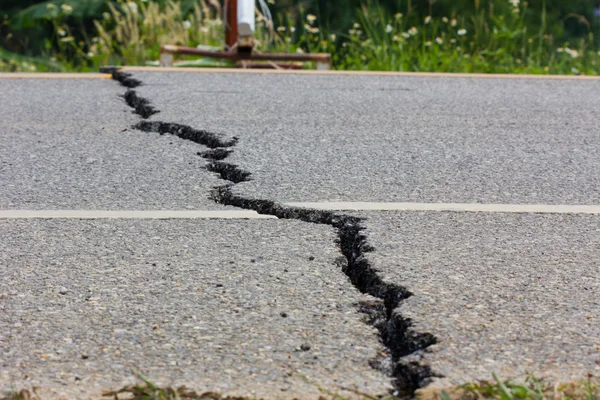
top-left (237, 0), bottom-right (255, 36)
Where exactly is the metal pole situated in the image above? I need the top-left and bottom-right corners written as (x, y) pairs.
top-left (237, 0), bottom-right (255, 52)
top-left (160, 45), bottom-right (332, 69)
top-left (225, 0), bottom-right (238, 50)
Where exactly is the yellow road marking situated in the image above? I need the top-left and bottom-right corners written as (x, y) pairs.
top-left (0, 73), bottom-right (111, 79)
top-left (119, 66), bottom-right (600, 80)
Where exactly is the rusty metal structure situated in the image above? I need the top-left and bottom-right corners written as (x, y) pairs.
top-left (159, 0), bottom-right (331, 70)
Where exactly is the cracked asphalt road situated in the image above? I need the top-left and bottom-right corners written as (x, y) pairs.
top-left (1, 70), bottom-right (599, 399)
top-left (132, 71), bottom-right (600, 204)
top-left (0, 219), bottom-right (390, 399)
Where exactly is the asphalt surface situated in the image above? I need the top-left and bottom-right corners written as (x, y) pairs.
top-left (1, 71), bottom-right (599, 398)
top-left (0, 219), bottom-right (390, 399)
top-left (130, 70), bottom-right (600, 386)
top-left (0, 76), bottom-right (393, 399)
top-left (0, 79), bottom-right (229, 211)
top-left (132, 71), bottom-right (600, 204)
top-left (357, 211), bottom-right (600, 387)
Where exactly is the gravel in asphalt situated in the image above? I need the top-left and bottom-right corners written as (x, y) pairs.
top-left (0, 219), bottom-right (392, 399)
top-left (354, 211), bottom-right (600, 387)
top-left (3, 71), bottom-right (599, 397)
top-left (0, 79), bottom-right (230, 210)
top-left (131, 71), bottom-right (600, 205)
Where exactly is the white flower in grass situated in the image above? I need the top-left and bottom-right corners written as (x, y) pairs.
top-left (442, 17), bottom-right (449, 23)
top-left (385, 24), bottom-right (393, 33)
top-left (61, 4), bottom-right (73, 14)
top-left (306, 14), bottom-right (316, 24)
top-left (296, 48), bottom-right (304, 54)
top-left (408, 26), bottom-right (418, 36)
top-left (425, 41), bottom-right (431, 47)
top-left (451, 18), bottom-right (457, 27)
top-left (125, 2), bottom-right (138, 14)
top-left (571, 67), bottom-right (580, 74)
top-left (182, 20), bottom-right (192, 30)
top-left (57, 28), bottom-right (66, 37)
top-left (401, 32), bottom-right (410, 39)
top-left (457, 28), bottom-right (467, 36)
top-left (353, 22), bottom-right (360, 28)
top-left (277, 26), bottom-right (286, 32)
top-left (565, 48), bottom-right (579, 58)
top-left (395, 13), bottom-right (403, 19)
top-left (330, 34), bottom-right (336, 41)
top-left (435, 36), bottom-right (443, 44)
top-left (290, 26), bottom-right (296, 32)
top-left (424, 16), bottom-right (431, 24)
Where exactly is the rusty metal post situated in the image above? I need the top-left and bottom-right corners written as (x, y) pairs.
top-left (159, 45), bottom-right (332, 70)
top-left (225, 0), bottom-right (238, 50)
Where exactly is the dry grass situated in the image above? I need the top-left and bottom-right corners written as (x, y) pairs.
top-left (418, 374), bottom-right (600, 400)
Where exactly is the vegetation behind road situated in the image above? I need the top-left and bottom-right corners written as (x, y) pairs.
top-left (1, 0), bottom-right (599, 74)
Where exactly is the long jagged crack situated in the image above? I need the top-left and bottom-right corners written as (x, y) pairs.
top-left (135, 121), bottom-right (237, 149)
top-left (103, 68), bottom-right (158, 118)
top-left (210, 184), bottom-right (439, 397)
top-left (108, 69), bottom-right (439, 398)
top-left (102, 67), bottom-right (142, 88)
top-left (205, 162), bottom-right (252, 183)
top-left (198, 148), bottom-right (234, 161)
top-left (123, 89), bottom-right (159, 118)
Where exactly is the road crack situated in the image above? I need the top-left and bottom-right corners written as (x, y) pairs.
top-left (109, 69), bottom-right (439, 398)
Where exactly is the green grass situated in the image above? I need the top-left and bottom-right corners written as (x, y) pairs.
top-left (2, 0), bottom-right (600, 74)
top-left (434, 374), bottom-right (600, 400)
top-left (334, 0), bottom-right (599, 74)
top-left (102, 373), bottom-right (600, 400)
top-left (2, 373), bottom-right (598, 400)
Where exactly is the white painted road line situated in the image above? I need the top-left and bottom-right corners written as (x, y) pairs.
top-left (0, 210), bottom-right (277, 219)
top-left (284, 202), bottom-right (600, 214)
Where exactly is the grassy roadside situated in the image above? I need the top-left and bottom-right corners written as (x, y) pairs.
top-left (2, 373), bottom-right (599, 400)
top-left (421, 374), bottom-right (600, 400)
top-left (1, 0), bottom-right (599, 74)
